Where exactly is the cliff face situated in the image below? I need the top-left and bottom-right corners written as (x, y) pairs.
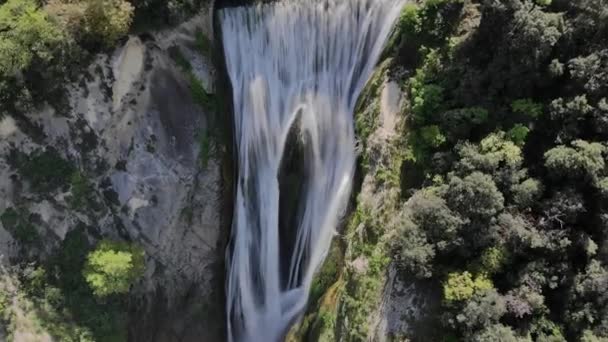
top-left (0, 6), bottom-right (229, 341)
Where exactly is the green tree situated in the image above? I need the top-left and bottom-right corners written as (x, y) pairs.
top-left (391, 209), bottom-right (435, 278)
top-left (456, 132), bottom-right (523, 174)
top-left (544, 140), bottom-right (606, 180)
top-left (511, 178), bottom-right (543, 208)
top-left (440, 107), bottom-right (488, 141)
top-left (566, 260), bottom-right (608, 335)
top-left (83, 0), bottom-right (133, 46)
top-left (471, 324), bottom-right (525, 342)
top-left (407, 190), bottom-right (463, 251)
top-left (0, 0), bottom-right (66, 76)
top-left (446, 172), bottom-right (505, 220)
top-left (83, 240), bottom-right (145, 297)
top-left (512, 99), bottom-right (543, 119)
top-left (443, 271), bottom-right (493, 303)
top-left (456, 289), bottom-right (506, 330)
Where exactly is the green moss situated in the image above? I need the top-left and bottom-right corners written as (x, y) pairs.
top-left (169, 45), bottom-right (192, 72)
top-left (339, 203), bottom-right (394, 341)
top-left (169, 45), bottom-right (216, 111)
top-left (188, 72), bottom-right (215, 111)
top-left (195, 29), bottom-right (212, 57)
top-left (309, 242), bottom-right (343, 306)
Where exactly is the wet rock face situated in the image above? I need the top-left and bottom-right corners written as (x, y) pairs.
top-left (0, 8), bottom-right (227, 342)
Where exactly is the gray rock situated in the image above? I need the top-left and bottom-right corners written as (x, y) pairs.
top-left (0, 7), bottom-right (227, 342)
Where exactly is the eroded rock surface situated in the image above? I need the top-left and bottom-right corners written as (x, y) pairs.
top-left (0, 7), bottom-right (227, 342)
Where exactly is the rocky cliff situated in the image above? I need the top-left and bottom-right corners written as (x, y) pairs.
top-left (0, 5), bottom-right (229, 341)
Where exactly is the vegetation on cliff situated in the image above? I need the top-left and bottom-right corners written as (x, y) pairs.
top-left (334, 0), bottom-right (608, 340)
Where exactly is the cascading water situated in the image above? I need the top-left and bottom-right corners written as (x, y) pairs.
top-left (220, 0), bottom-right (405, 340)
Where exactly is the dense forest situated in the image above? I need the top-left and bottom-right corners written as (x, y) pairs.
top-left (382, 0), bottom-right (608, 340)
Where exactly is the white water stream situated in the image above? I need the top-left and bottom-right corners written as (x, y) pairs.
top-left (220, 1), bottom-right (405, 340)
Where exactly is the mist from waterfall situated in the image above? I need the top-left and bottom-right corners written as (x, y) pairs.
top-left (220, 0), bottom-right (405, 340)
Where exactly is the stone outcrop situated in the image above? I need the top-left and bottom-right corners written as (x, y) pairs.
top-left (0, 6), bottom-right (228, 342)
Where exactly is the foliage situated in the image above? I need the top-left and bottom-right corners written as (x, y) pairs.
top-left (82, 0), bottom-right (133, 46)
top-left (83, 240), bottom-right (145, 297)
top-left (14, 228), bottom-right (132, 341)
top-left (443, 271), bottom-right (493, 303)
top-left (455, 289), bottom-right (507, 330)
top-left (544, 140), bottom-right (606, 180)
top-left (471, 324), bottom-right (522, 342)
top-left (11, 148), bottom-right (74, 194)
top-left (0, 0), bottom-right (137, 115)
top-left (0, 0), bottom-right (66, 76)
top-left (478, 246), bottom-right (509, 275)
top-left (512, 99), bottom-right (543, 119)
top-left (195, 29), bottom-right (212, 57)
top-left (511, 178), bottom-right (543, 208)
top-left (0, 207), bottom-right (39, 244)
top-left (361, 0), bottom-right (608, 340)
top-left (508, 124), bottom-right (530, 146)
top-left (68, 171), bottom-right (97, 210)
top-left (169, 45), bottom-right (215, 111)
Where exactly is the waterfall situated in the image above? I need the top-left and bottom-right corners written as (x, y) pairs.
top-left (220, 0), bottom-right (405, 340)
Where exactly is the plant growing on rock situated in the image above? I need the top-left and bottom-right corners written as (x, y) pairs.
top-left (83, 240), bottom-right (145, 297)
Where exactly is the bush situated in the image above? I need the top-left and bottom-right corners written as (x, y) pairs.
top-left (83, 240), bottom-right (145, 297)
top-left (544, 140), bottom-right (606, 180)
top-left (83, 0), bottom-right (133, 46)
top-left (0, 0), bottom-right (66, 76)
top-left (12, 149), bottom-right (74, 194)
top-left (443, 271), bottom-right (493, 303)
top-left (512, 99), bottom-right (543, 119)
top-left (0, 207), bottom-right (40, 244)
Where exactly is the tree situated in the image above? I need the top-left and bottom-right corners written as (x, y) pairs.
top-left (455, 132), bottom-right (526, 190)
top-left (511, 178), bottom-right (543, 208)
top-left (455, 289), bottom-right (507, 330)
top-left (443, 271), bottom-right (493, 303)
top-left (0, 0), bottom-right (66, 76)
top-left (439, 107), bottom-right (488, 142)
top-left (566, 260), bottom-right (608, 336)
top-left (457, 132), bottom-right (523, 173)
top-left (549, 96), bottom-right (594, 141)
top-left (568, 50), bottom-right (608, 98)
top-left (478, 246), bottom-right (509, 275)
top-left (407, 190), bottom-right (463, 251)
top-left (581, 330), bottom-right (608, 342)
top-left (508, 124), bottom-right (531, 146)
top-left (471, 324), bottom-right (525, 342)
top-left (391, 209), bottom-right (435, 278)
top-left (446, 172), bottom-right (505, 221)
top-left (83, 240), bottom-right (145, 297)
top-left (512, 99), bottom-right (543, 119)
top-left (83, 0), bottom-right (133, 46)
top-left (544, 140), bottom-right (606, 180)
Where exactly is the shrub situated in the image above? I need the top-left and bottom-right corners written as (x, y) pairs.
top-left (0, 207), bottom-right (40, 244)
top-left (83, 0), bottom-right (133, 46)
top-left (83, 240), bottom-right (145, 297)
top-left (0, 0), bottom-right (66, 76)
top-left (544, 140), bottom-right (606, 180)
top-left (512, 99), bottom-right (543, 118)
top-left (444, 271), bottom-right (493, 303)
top-left (14, 149), bottom-right (74, 194)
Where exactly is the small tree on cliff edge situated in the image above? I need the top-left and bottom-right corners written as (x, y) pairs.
top-left (83, 240), bottom-right (145, 298)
